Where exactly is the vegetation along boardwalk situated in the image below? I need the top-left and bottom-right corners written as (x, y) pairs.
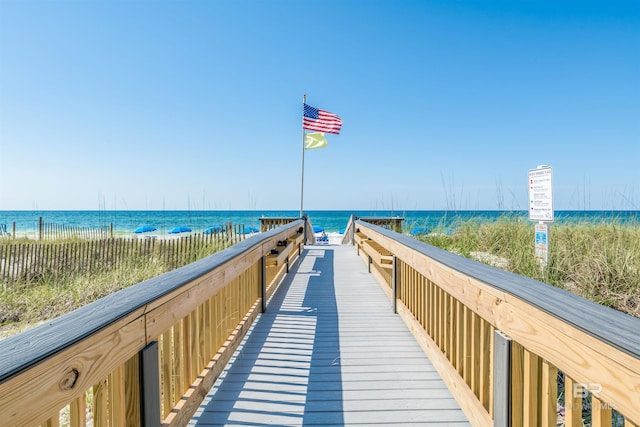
top-left (189, 244), bottom-right (469, 426)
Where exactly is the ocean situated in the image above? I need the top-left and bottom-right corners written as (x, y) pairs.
top-left (1, 210), bottom-right (639, 238)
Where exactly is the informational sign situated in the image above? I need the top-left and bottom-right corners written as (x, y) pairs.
top-left (528, 166), bottom-right (554, 222)
top-left (534, 222), bottom-right (549, 267)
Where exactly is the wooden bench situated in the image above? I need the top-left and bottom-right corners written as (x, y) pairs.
top-left (363, 239), bottom-right (393, 269)
top-left (265, 233), bottom-right (303, 267)
top-left (354, 231), bottom-right (368, 246)
top-left (355, 230), bottom-right (393, 270)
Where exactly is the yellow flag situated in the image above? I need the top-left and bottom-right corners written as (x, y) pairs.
top-left (305, 132), bottom-right (328, 150)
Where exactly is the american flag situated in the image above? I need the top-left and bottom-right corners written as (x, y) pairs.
top-left (303, 103), bottom-right (343, 134)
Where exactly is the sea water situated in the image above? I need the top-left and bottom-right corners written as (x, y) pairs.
top-left (1, 210), bottom-right (638, 238)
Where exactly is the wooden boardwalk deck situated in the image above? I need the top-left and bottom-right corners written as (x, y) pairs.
top-left (189, 245), bottom-right (470, 426)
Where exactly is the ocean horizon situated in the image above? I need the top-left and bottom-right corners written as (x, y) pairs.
top-left (1, 209), bottom-right (639, 238)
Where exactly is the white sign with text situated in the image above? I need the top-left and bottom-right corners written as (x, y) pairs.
top-left (528, 166), bottom-right (554, 222)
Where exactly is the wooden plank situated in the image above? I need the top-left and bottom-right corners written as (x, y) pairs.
top-left (183, 312), bottom-right (192, 388)
top-left (124, 353), bottom-right (140, 427)
top-left (173, 319), bottom-right (184, 404)
top-left (479, 318), bottom-right (491, 411)
top-left (592, 395), bottom-right (613, 427)
top-left (160, 329), bottom-right (172, 419)
top-left (511, 342), bottom-right (524, 427)
top-left (523, 349), bottom-right (540, 426)
top-left (456, 299), bottom-right (464, 376)
top-left (191, 245), bottom-right (471, 426)
top-left (93, 379), bottom-right (108, 427)
top-left (43, 414), bottom-right (60, 427)
top-left (69, 394), bottom-right (86, 427)
top-left (109, 364), bottom-right (126, 427)
top-left (541, 359), bottom-right (557, 427)
top-left (463, 305), bottom-right (471, 386)
top-left (564, 376), bottom-right (582, 427)
top-left (471, 310), bottom-right (480, 396)
top-left (446, 293), bottom-right (453, 362)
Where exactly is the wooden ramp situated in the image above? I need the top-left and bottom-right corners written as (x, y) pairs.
top-left (189, 245), bottom-right (470, 426)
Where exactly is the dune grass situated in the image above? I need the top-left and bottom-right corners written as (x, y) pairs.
top-left (416, 215), bottom-right (640, 318)
top-left (0, 238), bottom-right (230, 334)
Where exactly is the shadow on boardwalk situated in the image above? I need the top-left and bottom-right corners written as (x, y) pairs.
top-left (189, 245), bottom-right (468, 426)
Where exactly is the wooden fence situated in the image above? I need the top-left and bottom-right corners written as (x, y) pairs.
top-left (0, 226), bottom-right (246, 284)
top-left (0, 219), bottom-right (309, 427)
top-left (352, 219), bottom-right (640, 427)
top-left (0, 219), bottom-right (110, 240)
top-left (259, 217), bottom-right (300, 232)
top-left (38, 217), bottom-right (113, 240)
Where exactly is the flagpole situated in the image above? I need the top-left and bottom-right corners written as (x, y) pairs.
top-left (300, 94), bottom-right (306, 218)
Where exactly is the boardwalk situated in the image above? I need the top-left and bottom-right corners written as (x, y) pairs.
top-left (189, 245), bottom-right (469, 426)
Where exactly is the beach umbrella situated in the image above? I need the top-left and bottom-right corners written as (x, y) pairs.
top-left (339, 228), bottom-right (346, 234)
top-left (168, 226), bottom-right (192, 234)
top-left (410, 227), bottom-right (430, 236)
top-left (240, 226), bottom-right (259, 234)
top-left (134, 225), bottom-right (157, 234)
top-left (203, 226), bottom-right (224, 234)
top-left (313, 226), bottom-right (324, 233)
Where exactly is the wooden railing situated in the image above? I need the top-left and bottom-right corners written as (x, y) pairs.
top-left (352, 219), bottom-right (640, 427)
top-left (0, 219), bottom-right (308, 427)
top-left (259, 217), bottom-right (299, 232)
top-left (259, 216), bottom-right (316, 244)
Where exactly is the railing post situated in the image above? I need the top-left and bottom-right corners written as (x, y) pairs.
top-left (494, 330), bottom-right (512, 427)
top-left (261, 255), bottom-right (267, 313)
top-left (349, 215), bottom-right (356, 245)
top-left (139, 341), bottom-right (161, 427)
top-left (392, 255), bottom-right (397, 314)
top-left (302, 214), bottom-right (308, 245)
top-left (351, 215), bottom-right (358, 243)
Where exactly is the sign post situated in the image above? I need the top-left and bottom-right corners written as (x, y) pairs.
top-left (534, 222), bottom-right (549, 267)
top-left (529, 166), bottom-right (553, 268)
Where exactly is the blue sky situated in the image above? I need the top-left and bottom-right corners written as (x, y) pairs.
top-left (1, 0), bottom-right (638, 211)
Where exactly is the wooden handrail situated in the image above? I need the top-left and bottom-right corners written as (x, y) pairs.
top-left (0, 219), bottom-right (305, 427)
top-left (355, 219), bottom-right (640, 426)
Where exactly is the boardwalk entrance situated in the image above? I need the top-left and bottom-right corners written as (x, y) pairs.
top-left (189, 245), bottom-right (469, 426)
